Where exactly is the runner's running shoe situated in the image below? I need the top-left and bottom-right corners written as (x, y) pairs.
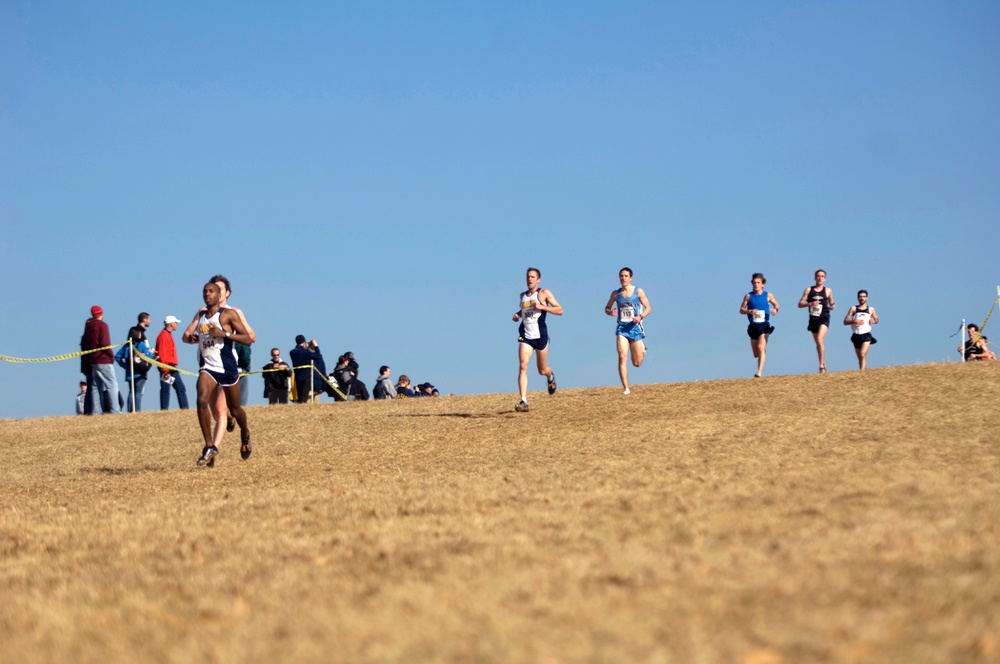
top-left (197, 446), bottom-right (219, 467)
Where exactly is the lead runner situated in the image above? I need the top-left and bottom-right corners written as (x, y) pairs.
top-left (184, 281), bottom-right (253, 467)
top-left (512, 267), bottom-right (563, 412)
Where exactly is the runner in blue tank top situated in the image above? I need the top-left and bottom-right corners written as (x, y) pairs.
top-left (512, 267), bottom-right (563, 412)
top-left (603, 267), bottom-right (652, 395)
top-left (739, 273), bottom-right (780, 378)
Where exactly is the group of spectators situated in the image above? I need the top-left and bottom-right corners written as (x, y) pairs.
top-left (261, 335), bottom-right (439, 405)
top-left (78, 309), bottom-right (440, 415)
top-left (78, 307), bottom-right (190, 415)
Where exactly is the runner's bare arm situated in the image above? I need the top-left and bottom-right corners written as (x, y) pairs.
top-left (182, 308), bottom-right (206, 343)
top-left (768, 293), bottom-right (780, 315)
top-left (604, 291), bottom-right (618, 316)
top-left (636, 288), bottom-right (651, 321)
top-left (228, 306), bottom-right (257, 343)
top-left (537, 289), bottom-right (563, 315)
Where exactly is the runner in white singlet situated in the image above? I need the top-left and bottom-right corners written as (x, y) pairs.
top-left (512, 267), bottom-right (563, 412)
top-left (183, 281), bottom-right (254, 467)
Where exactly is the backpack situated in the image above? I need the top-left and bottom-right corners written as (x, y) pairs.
top-left (373, 378), bottom-right (386, 400)
top-left (114, 344), bottom-right (130, 369)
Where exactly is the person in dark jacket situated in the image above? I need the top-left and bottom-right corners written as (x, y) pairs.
top-left (262, 348), bottom-right (292, 404)
top-left (123, 312), bottom-right (155, 412)
top-left (82, 305), bottom-right (121, 414)
top-left (289, 335), bottom-right (327, 403)
top-left (338, 351), bottom-right (369, 400)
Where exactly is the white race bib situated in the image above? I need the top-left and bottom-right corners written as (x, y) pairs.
top-left (809, 302), bottom-right (822, 316)
top-left (619, 305), bottom-right (634, 323)
top-left (752, 310), bottom-right (766, 323)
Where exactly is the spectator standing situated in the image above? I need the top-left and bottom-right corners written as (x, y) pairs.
top-left (289, 335), bottom-right (326, 403)
top-left (236, 342), bottom-right (251, 406)
top-left (76, 380), bottom-right (87, 415)
top-left (374, 366), bottom-right (397, 399)
top-left (82, 305), bottom-right (121, 414)
top-left (156, 315), bottom-right (189, 410)
top-left (122, 312), bottom-right (156, 412)
top-left (80, 326), bottom-right (96, 415)
top-left (262, 348), bottom-right (292, 404)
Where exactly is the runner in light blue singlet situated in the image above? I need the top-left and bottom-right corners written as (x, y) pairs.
top-left (604, 267), bottom-right (652, 395)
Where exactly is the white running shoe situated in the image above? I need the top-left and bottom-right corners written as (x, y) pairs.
top-left (622, 388), bottom-right (630, 395)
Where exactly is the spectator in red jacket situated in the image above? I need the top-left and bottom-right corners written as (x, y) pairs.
top-left (81, 305), bottom-right (121, 414)
top-left (156, 315), bottom-right (189, 410)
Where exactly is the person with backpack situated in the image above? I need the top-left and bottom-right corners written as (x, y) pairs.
top-left (117, 312), bottom-right (157, 412)
top-left (373, 366), bottom-right (397, 399)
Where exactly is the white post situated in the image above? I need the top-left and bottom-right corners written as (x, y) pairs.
top-left (961, 319), bottom-right (966, 363)
top-left (128, 339), bottom-right (136, 410)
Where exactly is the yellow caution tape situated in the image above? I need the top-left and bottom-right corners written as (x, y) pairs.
top-left (3, 343), bottom-right (346, 400)
top-left (970, 292), bottom-right (1000, 347)
top-left (132, 346), bottom-right (201, 377)
top-left (0, 343), bottom-right (123, 363)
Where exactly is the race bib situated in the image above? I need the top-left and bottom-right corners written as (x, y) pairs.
top-left (619, 305), bottom-right (635, 323)
top-left (200, 335), bottom-right (219, 356)
top-left (809, 302), bottom-right (822, 316)
top-left (752, 310), bottom-right (766, 323)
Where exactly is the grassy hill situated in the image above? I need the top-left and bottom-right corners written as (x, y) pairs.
top-left (2, 362), bottom-right (999, 663)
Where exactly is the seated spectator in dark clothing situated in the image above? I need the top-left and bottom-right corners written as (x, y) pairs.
top-left (415, 383), bottom-right (439, 397)
top-left (332, 353), bottom-right (369, 400)
top-left (394, 374), bottom-right (415, 398)
top-left (342, 351), bottom-right (369, 400)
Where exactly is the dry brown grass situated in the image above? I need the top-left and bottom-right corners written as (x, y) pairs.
top-left (2, 362), bottom-right (1000, 664)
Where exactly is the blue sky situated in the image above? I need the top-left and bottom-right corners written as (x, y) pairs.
top-left (1, 1), bottom-right (998, 419)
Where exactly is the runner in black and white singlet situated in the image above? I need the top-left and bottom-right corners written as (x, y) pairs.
top-left (958, 323), bottom-right (996, 361)
top-left (512, 267), bottom-right (563, 412)
top-left (196, 308), bottom-right (240, 385)
top-left (182, 275), bottom-right (257, 440)
top-left (183, 281), bottom-right (254, 467)
top-left (603, 267), bottom-right (652, 395)
top-left (843, 289), bottom-right (879, 370)
top-left (798, 269), bottom-right (835, 373)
